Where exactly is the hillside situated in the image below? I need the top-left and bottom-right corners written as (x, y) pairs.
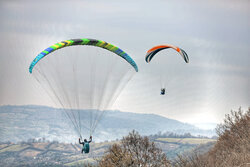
top-left (0, 105), bottom-right (215, 143)
top-left (0, 137), bottom-right (215, 166)
top-left (0, 141), bottom-right (110, 166)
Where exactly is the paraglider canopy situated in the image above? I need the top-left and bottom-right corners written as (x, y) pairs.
top-left (29, 38), bottom-right (138, 73)
top-left (29, 38), bottom-right (138, 139)
top-left (145, 44), bottom-right (189, 63)
top-left (145, 44), bottom-right (189, 94)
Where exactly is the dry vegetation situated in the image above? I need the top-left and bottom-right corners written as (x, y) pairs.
top-left (174, 107), bottom-right (250, 167)
top-left (208, 107), bottom-right (250, 167)
top-left (1, 107), bottom-right (248, 167)
top-left (98, 130), bottom-right (171, 167)
top-left (97, 107), bottom-right (250, 167)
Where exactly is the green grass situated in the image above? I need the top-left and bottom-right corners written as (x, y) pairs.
top-left (156, 138), bottom-right (216, 144)
top-left (0, 144), bottom-right (29, 153)
top-left (65, 158), bottom-right (95, 166)
top-left (92, 141), bottom-right (118, 148)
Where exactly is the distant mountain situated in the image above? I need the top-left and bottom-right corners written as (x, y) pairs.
top-left (0, 105), bottom-right (215, 143)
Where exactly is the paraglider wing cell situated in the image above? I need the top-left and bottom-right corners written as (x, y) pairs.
top-left (29, 38), bottom-right (138, 73)
top-left (145, 44), bottom-right (189, 63)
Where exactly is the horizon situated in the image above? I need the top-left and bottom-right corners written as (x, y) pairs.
top-left (0, 104), bottom-right (218, 130)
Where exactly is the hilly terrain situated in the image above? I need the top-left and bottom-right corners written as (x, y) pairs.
top-left (0, 137), bottom-right (216, 166)
top-left (0, 105), bottom-right (215, 143)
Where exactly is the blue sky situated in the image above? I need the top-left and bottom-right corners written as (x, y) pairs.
top-left (0, 0), bottom-right (249, 125)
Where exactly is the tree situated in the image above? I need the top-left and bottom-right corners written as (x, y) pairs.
top-left (208, 107), bottom-right (250, 166)
top-left (173, 107), bottom-right (250, 167)
top-left (98, 130), bottom-right (171, 167)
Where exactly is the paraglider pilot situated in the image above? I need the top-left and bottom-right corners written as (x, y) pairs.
top-left (161, 88), bottom-right (165, 95)
top-left (79, 136), bottom-right (92, 153)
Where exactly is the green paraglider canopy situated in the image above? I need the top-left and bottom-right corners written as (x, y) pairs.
top-left (29, 38), bottom-right (138, 138)
top-left (29, 38), bottom-right (138, 73)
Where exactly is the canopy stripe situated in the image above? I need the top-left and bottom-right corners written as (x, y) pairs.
top-left (29, 38), bottom-right (138, 73)
top-left (145, 45), bottom-right (189, 63)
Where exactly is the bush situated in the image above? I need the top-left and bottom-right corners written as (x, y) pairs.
top-left (98, 130), bottom-right (171, 167)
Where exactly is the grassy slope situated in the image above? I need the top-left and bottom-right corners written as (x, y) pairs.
top-left (0, 138), bottom-right (215, 166)
top-left (156, 138), bottom-right (216, 144)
